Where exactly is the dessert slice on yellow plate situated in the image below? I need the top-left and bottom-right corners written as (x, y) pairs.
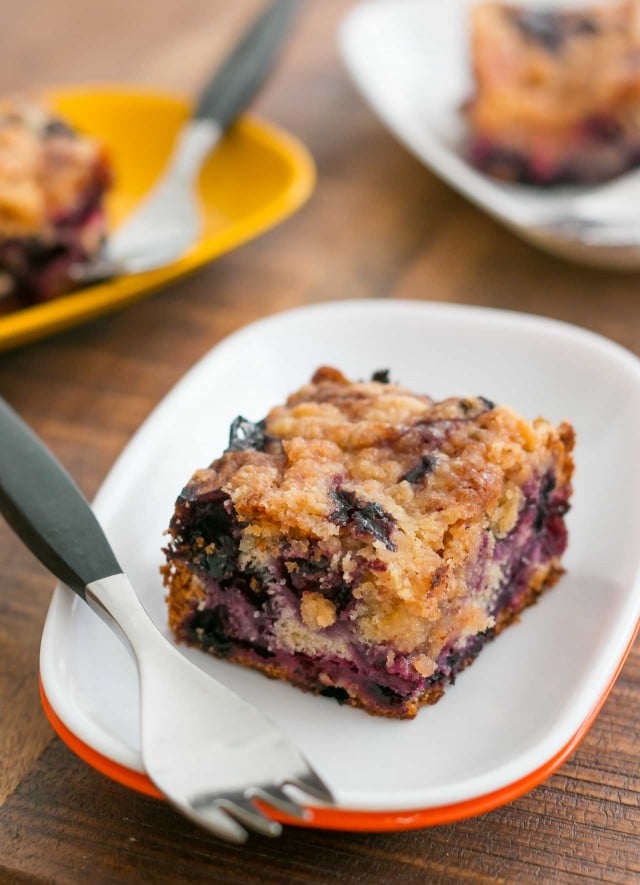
top-left (0, 85), bottom-right (315, 352)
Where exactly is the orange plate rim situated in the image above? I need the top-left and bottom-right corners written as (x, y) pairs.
top-left (38, 611), bottom-right (638, 833)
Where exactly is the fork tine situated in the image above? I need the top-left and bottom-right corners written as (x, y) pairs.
top-left (287, 768), bottom-right (334, 804)
top-left (216, 794), bottom-right (282, 838)
top-left (249, 785), bottom-right (311, 820)
top-left (182, 799), bottom-right (249, 844)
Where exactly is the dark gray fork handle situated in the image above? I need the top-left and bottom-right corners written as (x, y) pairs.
top-left (0, 397), bottom-right (121, 598)
top-left (195, 0), bottom-right (301, 130)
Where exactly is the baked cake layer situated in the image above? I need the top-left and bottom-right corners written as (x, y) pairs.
top-left (0, 100), bottom-right (111, 303)
top-left (163, 368), bottom-right (574, 719)
top-left (466, 1), bottom-right (640, 184)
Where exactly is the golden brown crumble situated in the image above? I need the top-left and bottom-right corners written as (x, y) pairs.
top-left (468, 1), bottom-right (640, 136)
top-left (173, 369), bottom-right (574, 663)
top-left (300, 591), bottom-right (337, 629)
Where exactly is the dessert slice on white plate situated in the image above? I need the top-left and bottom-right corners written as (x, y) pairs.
top-left (39, 301), bottom-right (640, 825)
top-left (339, 0), bottom-right (640, 267)
top-left (0, 100), bottom-right (111, 303)
top-left (164, 367), bottom-right (574, 719)
top-left (466, 1), bottom-right (640, 186)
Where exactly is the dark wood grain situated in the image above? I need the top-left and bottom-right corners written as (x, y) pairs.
top-left (0, 1), bottom-right (639, 882)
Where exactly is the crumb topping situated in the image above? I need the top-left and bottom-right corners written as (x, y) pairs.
top-left (177, 368), bottom-right (574, 656)
top-left (300, 591), bottom-right (337, 629)
top-left (468, 1), bottom-right (640, 135)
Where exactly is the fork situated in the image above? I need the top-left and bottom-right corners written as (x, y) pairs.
top-left (531, 211), bottom-right (640, 248)
top-left (72, 0), bottom-right (302, 284)
top-left (0, 395), bottom-right (334, 843)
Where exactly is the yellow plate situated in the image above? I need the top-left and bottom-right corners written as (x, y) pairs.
top-left (0, 85), bottom-right (316, 352)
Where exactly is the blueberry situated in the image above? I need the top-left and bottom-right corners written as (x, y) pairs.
top-left (330, 489), bottom-right (397, 551)
top-left (286, 556), bottom-right (330, 592)
top-left (509, 9), bottom-right (598, 53)
top-left (189, 605), bottom-right (232, 655)
top-left (366, 682), bottom-right (406, 706)
top-left (285, 554), bottom-right (354, 613)
top-left (43, 118), bottom-right (75, 138)
top-left (328, 582), bottom-right (353, 612)
top-left (204, 535), bottom-right (236, 581)
top-left (319, 686), bottom-right (350, 704)
top-left (180, 496), bottom-right (234, 546)
top-left (402, 455), bottom-right (435, 484)
top-left (534, 473), bottom-right (557, 532)
top-left (541, 474), bottom-right (556, 498)
top-left (573, 16), bottom-right (598, 36)
top-left (371, 369), bottom-right (390, 384)
top-left (584, 115), bottom-right (623, 144)
top-left (510, 10), bottom-right (566, 52)
top-left (226, 416), bottom-right (266, 452)
top-left (249, 643), bottom-right (274, 660)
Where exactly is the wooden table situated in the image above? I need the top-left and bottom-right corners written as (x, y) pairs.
top-left (1, 1), bottom-right (639, 882)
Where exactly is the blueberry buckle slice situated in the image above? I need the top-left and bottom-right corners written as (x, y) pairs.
top-left (465, 1), bottom-right (640, 186)
top-left (0, 101), bottom-right (112, 304)
top-left (163, 367), bottom-right (574, 719)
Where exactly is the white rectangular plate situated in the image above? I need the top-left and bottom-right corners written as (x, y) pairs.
top-left (40, 300), bottom-right (640, 822)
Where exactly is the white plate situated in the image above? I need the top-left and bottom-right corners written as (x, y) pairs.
top-left (339, 0), bottom-right (640, 269)
top-left (41, 300), bottom-right (640, 820)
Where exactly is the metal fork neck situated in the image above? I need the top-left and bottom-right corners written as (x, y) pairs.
top-left (166, 118), bottom-right (222, 181)
top-left (85, 573), bottom-right (161, 664)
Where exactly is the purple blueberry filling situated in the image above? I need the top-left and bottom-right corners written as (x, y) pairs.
top-left (0, 178), bottom-right (109, 304)
top-left (469, 129), bottom-right (640, 186)
top-left (168, 466), bottom-right (569, 716)
top-left (0, 212), bottom-right (105, 304)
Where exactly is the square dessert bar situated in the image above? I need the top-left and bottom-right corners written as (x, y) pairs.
top-left (466, 0), bottom-right (640, 184)
top-left (0, 100), bottom-right (111, 304)
top-left (163, 368), bottom-right (574, 719)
